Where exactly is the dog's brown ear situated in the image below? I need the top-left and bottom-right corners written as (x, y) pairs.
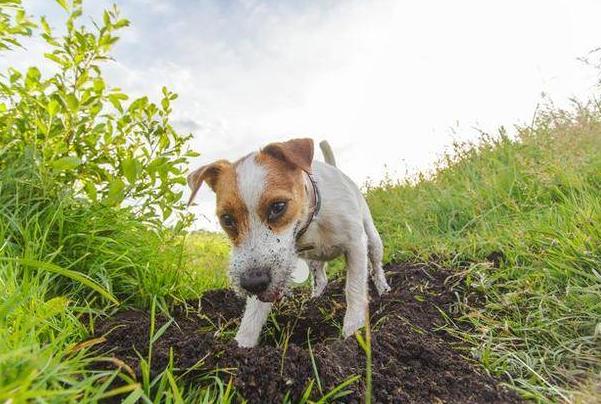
top-left (187, 160), bottom-right (231, 206)
top-left (262, 138), bottom-right (314, 172)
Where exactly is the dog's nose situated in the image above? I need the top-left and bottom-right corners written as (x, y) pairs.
top-left (240, 268), bottom-right (271, 294)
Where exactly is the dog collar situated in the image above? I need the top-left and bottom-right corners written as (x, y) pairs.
top-left (295, 170), bottom-right (321, 241)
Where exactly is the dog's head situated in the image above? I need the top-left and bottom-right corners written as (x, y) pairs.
top-left (188, 138), bottom-right (314, 302)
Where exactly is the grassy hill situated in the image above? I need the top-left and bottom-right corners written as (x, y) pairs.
top-left (367, 104), bottom-right (601, 402)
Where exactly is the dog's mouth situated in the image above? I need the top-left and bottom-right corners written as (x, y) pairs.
top-left (257, 289), bottom-right (284, 303)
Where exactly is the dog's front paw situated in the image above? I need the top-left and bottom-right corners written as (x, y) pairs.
top-left (235, 332), bottom-right (259, 348)
top-left (342, 312), bottom-right (365, 338)
top-left (373, 273), bottom-right (391, 296)
top-left (311, 279), bottom-right (327, 298)
top-left (375, 280), bottom-right (391, 296)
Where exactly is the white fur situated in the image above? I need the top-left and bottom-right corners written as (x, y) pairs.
top-left (236, 154), bottom-right (266, 209)
top-left (298, 161), bottom-right (390, 337)
top-left (233, 154), bottom-right (390, 346)
top-left (292, 259), bottom-right (310, 283)
top-left (230, 154), bottom-right (298, 295)
top-left (308, 260), bottom-right (327, 297)
top-left (235, 297), bottom-right (272, 347)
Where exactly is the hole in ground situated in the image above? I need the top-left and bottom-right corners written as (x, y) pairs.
top-left (91, 263), bottom-right (523, 403)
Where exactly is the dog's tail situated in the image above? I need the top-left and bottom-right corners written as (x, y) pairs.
top-left (319, 140), bottom-right (337, 167)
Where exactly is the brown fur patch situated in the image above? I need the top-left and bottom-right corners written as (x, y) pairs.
top-left (214, 166), bottom-right (249, 246)
top-left (255, 152), bottom-right (308, 234)
top-left (189, 160), bottom-right (249, 246)
top-left (261, 138), bottom-right (314, 172)
top-left (187, 160), bottom-right (231, 206)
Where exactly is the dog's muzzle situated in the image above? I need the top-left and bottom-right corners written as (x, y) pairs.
top-left (240, 267), bottom-right (271, 294)
top-left (239, 268), bottom-right (286, 303)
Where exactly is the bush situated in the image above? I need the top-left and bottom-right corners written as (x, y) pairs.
top-left (0, 0), bottom-right (197, 226)
top-left (0, 0), bottom-right (209, 303)
top-left (0, 2), bottom-right (229, 400)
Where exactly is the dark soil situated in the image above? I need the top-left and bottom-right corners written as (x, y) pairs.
top-left (92, 263), bottom-right (523, 403)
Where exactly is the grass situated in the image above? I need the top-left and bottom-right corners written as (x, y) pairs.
top-left (3, 98), bottom-right (601, 402)
top-left (355, 309), bottom-right (373, 404)
top-left (182, 231), bottom-right (230, 298)
top-left (367, 101), bottom-right (601, 401)
top-left (0, 161), bottom-right (231, 401)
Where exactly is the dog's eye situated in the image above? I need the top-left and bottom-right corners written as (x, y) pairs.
top-left (220, 214), bottom-right (236, 229)
top-left (268, 201), bottom-right (287, 222)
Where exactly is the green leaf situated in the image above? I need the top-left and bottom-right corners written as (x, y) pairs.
top-left (93, 78), bottom-right (105, 92)
top-left (26, 67), bottom-right (41, 81)
top-left (65, 94), bottom-right (79, 111)
top-left (114, 19), bottom-right (130, 29)
top-left (128, 96), bottom-right (148, 112)
top-left (159, 133), bottom-right (170, 150)
top-left (34, 118), bottom-right (47, 133)
top-left (105, 177), bottom-right (125, 206)
top-left (9, 70), bottom-right (21, 83)
top-left (84, 182), bottom-right (97, 201)
top-left (0, 1), bottom-right (201, 227)
top-left (50, 156), bottom-right (81, 171)
top-left (47, 99), bottom-right (60, 116)
top-left (40, 16), bottom-right (51, 35)
top-left (122, 158), bottom-right (138, 183)
top-left (56, 0), bottom-right (69, 11)
top-left (75, 69), bottom-right (89, 88)
top-left (147, 157), bottom-right (167, 173)
top-left (108, 94), bottom-right (123, 113)
top-left (161, 97), bottom-right (169, 111)
top-left (44, 52), bottom-right (66, 66)
top-left (111, 92), bottom-right (128, 101)
top-left (25, 67), bottom-right (41, 89)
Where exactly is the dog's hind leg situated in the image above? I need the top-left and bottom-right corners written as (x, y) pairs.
top-left (364, 218), bottom-right (391, 295)
top-left (309, 260), bottom-right (328, 298)
top-left (235, 297), bottom-right (272, 348)
top-left (342, 232), bottom-right (369, 338)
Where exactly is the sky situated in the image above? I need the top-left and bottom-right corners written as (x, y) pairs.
top-left (9, 0), bottom-right (601, 230)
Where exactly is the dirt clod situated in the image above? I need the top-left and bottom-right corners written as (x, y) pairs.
top-left (93, 264), bottom-right (523, 403)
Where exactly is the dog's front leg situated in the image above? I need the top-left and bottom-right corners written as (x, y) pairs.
top-left (342, 234), bottom-right (369, 338)
top-left (309, 260), bottom-right (328, 298)
top-left (235, 297), bottom-right (272, 348)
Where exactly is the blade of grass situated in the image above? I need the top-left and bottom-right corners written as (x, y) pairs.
top-left (307, 327), bottom-right (323, 396)
top-left (1, 257), bottom-right (119, 304)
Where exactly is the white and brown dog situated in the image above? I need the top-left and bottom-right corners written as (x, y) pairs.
top-left (187, 138), bottom-right (390, 347)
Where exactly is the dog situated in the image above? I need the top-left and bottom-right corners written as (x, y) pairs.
top-left (187, 138), bottom-right (391, 347)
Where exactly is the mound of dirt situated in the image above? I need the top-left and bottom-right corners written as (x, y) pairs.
top-left (92, 264), bottom-right (523, 403)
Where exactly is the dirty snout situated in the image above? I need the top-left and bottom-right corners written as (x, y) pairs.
top-left (239, 267), bottom-right (271, 294)
top-left (229, 225), bottom-right (297, 303)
